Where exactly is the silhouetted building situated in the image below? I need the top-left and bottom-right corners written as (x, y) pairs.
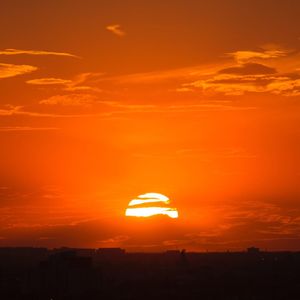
top-left (165, 250), bottom-right (181, 255)
top-left (52, 247), bottom-right (96, 257)
top-left (36, 250), bottom-right (100, 298)
top-left (247, 246), bottom-right (261, 254)
top-left (97, 247), bottom-right (125, 259)
top-left (0, 247), bottom-right (47, 268)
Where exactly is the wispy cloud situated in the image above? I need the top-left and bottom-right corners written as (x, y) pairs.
top-left (182, 48), bottom-right (300, 96)
top-left (104, 45), bottom-right (300, 97)
top-left (27, 73), bottom-right (103, 92)
top-left (64, 72), bottom-right (103, 92)
top-left (164, 103), bottom-right (256, 112)
top-left (0, 63), bottom-right (37, 79)
top-left (0, 48), bottom-right (79, 58)
top-left (106, 24), bottom-right (126, 37)
top-left (107, 65), bottom-right (218, 84)
top-left (26, 78), bottom-right (73, 85)
top-left (227, 47), bottom-right (290, 63)
top-left (0, 98), bottom-right (255, 119)
top-left (99, 235), bottom-right (129, 245)
top-left (39, 94), bottom-right (255, 112)
top-left (39, 94), bottom-right (97, 106)
top-left (219, 63), bottom-right (277, 75)
top-left (0, 105), bottom-right (87, 118)
top-left (0, 126), bottom-right (59, 132)
top-left (187, 71), bottom-right (300, 96)
top-left (175, 147), bottom-right (257, 159)
top-left (161, 200), bottom-right (300, 250)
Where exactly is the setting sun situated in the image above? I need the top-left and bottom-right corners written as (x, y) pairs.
top-left (125, 193), bottom-right (179, 218)
top-left (1, 1), bottom-right (300, 298)
top-left (0, 0), bottom-right (300, 253)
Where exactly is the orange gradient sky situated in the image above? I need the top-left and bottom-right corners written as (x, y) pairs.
top-left (0, 0), bottom-right (300, 251)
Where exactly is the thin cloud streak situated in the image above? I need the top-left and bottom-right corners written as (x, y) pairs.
top-left (0, 126), bottom-right (59, 132)
top-left (0, 48), bottom-right (79, 58)
top-left (26, 78), bottom-right (73, 85)
top-left (102, 45), bottom-right (300, 97)
top-left (27, 73), bottom-right (103, 93)
top-left (39, 94), bottom-right (97, 106)
top-left (0, 101), bottom-right (256, 119)
top-left (227, 48), bottom-right (290, 63)
top-left (0, 63), bottom-right (37, 79)
top-left (106, 24), bottom-right (126, 37)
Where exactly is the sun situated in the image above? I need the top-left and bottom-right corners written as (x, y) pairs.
top-left (125, 193), bottom-right (179, 219)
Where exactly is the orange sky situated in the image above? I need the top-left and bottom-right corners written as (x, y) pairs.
top-left (0, 0), bottom-right (300, 251)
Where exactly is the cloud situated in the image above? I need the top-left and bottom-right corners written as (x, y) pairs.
top-left (166, 103), bottom-right (256, 111)
top-left (99, 235), bottom-right (129, 244)
top-left (38, 93), bottom-right (253, 112)
top-left (0, 48), bottom-right (79, 58)
top-left (0, 187), bottom-right (299, 250)
top-left (39, 94), bottom-right (98, 106)
top-left (161, 200), bottom-right (300, 251)
top-left (162, 46), bottom-right (297, 96)
top-left (39, 92), bottom-right (246, 113)
top-left (26, 78), bottom-right (73, 85)
top-left (0, 126), bottom-right (59, 132)
top-left (188, 72), bottom-right (300, 96)
top-left (22, 45), bottom-right (290, 99)
top-left (104, 58), bottom-right (298, 99)
top-left (175, 87), bottom-right (194, 92)
top-left (108, 65), bottom-right (212, 84)
top-left (0, 104), bottom-right (94, 118)
top-left (27, 73), bottom-right (103, 92)
top-left (227, 48), bottom-right (289, 63)
top-left (64, 72), bottom-right (103, 92)
top-left (267, 78), bottom-right (300, 96)
top-left (176, 147), bottom-right (257, 159)
top-left (0, 63), bottom-right (37, 79)
top-left (183, 51), bottom-right (300, 96)
top-left (0, 98), bottom-right (255, 120)
top-left (188, 75), bottom-right (269, 96)
top-left (219, 63), bottom-right (277, 75)
top-left (106, 24), bottom-right (126, 37)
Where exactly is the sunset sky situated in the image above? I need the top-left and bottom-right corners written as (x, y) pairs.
top-left (1, 0), bottom-right (300, 251)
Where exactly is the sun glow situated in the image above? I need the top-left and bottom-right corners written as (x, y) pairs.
top-left (125, 193), bottom-right (178, 219)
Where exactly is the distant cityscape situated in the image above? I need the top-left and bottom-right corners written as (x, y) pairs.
top-left (0, 246), bottom-right (299, 299)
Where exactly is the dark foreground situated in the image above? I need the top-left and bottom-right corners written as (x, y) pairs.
top-left (0, 247), bottom-right (300, 300)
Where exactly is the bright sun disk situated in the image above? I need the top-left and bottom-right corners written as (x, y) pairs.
top-left (125, 193), bottom-right (178, 219)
